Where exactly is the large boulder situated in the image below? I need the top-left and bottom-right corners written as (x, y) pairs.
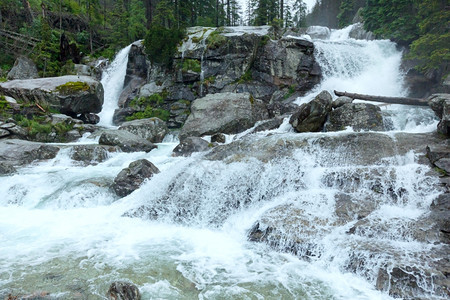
top-left (254, 37), bottom-right (321, 92)
top-left (428, 94), bottom-right (450, 136)
top-left (0, 75), bottom-right (104, 115)
top-left (99, 130), bottom-right (157, 153)
top-left (325, 103), bottom-right (385, 132)
top-left (7, 56), bottom-right (38, 80)
top-left (111, 159), bottom-right (160, 197)
top-left (289, 90), bottom-right (333, 132)
top-left (179, 92), bottom-right (269, 139)
top-left (172, 137), bottom-right (211, 157)
top-left (0, 139), bottom-right (59, 168)
top-left (118, 118), bottom-right (168, 143)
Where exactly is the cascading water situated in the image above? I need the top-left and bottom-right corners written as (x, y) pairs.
top-left (0, 26), bottom-right (445, 299)
top-left (97, 45), bottom-right (132, 127)
top-left (295, 25), bottom-right (438, 132)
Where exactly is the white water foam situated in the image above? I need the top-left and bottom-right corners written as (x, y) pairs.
top-left (97, 45), bottom-right (132, 127)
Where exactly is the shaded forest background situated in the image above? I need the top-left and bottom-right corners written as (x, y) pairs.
top-left (0, 0), bottom-right (448, 81)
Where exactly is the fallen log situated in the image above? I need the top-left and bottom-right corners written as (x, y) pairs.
top-left (334, 90), bottom-right (428, 106)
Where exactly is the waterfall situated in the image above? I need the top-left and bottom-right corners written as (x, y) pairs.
top-left (295, 24), bottom-right (438, 132)
top-left (97, 45), bottom-right (132, 127)
top-left (0, 29), bottom-right (444, 299)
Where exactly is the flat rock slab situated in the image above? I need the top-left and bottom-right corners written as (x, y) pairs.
top-left (0, 139), bottom-right (60, 168)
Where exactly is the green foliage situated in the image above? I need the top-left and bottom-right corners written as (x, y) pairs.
top-left (0, 96), bottom-right (12, 119)
top-left (182, 59), bottom-right (201, 73)
top-left (236, 69), bottom-right (253, 84)
top-left (362, 0), bottom-right (420, 45)
top-left (284, 85), bottom-right (297, 99)
top-left (144, 25), bottom-right (185, 67)
top-left (408, 0), bottom-right (450, 74)
top-left (206, 30), bottom-right (227, 49)
top-left (128, 0), bottom-right (147, 41)
top-left (130, 93), bottom-right (165, 108)
top-left (259, 35), bottom-right (270, 47)
top-left (337, 0), bottom-right (355, 28)
top-left (126, 107), bottom-right (170, 122)
top-left (362, 0), bottom-right (449, 74)
top-left (15, 115), bottom-right (52, 135)
top-left (55, 81), bottom-right (90, 94)
top-left (14, 114), bottom-right (74, 138)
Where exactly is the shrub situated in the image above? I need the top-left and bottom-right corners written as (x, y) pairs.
top-left (144, 25), bottom-right (185, 67)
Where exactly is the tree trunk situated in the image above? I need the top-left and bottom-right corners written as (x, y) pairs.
top-left (216, 0), bottom-right (219, 26)
top-left (22, 0), bottom-right (34, 25)
top-left (280, 0), bottom-right (284, 21)
top-left (334, 90), bottom-right (428, 106)
top-left (227, 0), bottom-right (230, 25)
top-left (144, 0), bottom-right (152, 29)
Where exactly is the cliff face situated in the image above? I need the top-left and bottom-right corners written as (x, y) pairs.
top-left (114, 26), bottom-right (322, 128)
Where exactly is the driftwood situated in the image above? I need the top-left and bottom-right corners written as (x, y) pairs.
top-left (334, 90), bottom-right (428, 106)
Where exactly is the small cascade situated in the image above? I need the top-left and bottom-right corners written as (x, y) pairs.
top-left (97, 44), bottom-right (132, 127)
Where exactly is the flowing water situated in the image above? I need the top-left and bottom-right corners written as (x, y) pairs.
top-left (97, 45), bottom-right (132, 127)
top-left (0, 26), bottom-right (444, 299)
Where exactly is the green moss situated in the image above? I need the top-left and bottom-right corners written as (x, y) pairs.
top-left (206, 30), bottom-right (227, 49)
top-left (284, 85), bottom-right (297, 99)
top-left (182, 59), bottom-right (201, 73)
top-left (203, 76), bottom-right (216, 85)
top-left (236, 69), bottom-right (253, 84)
top-left (434, 167), bottom-right (448, 176)
top-left (192, 36), bottom-right (202, 44)
top-left (260, 35), bottom-right (270, 47)
top-left (249, 95), bottom-right (255, 105)
top-left (55, 81), bottom-right (90, 95)
top-left (126, 106), bottom-right (170, 122)
top-left (179, 99), bottom-right (191, 106)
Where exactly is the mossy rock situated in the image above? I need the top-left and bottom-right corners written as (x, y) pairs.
top-left (55, 81), bottom-right (90, 95)
top-left (206, 30), bottom-right (228, 49)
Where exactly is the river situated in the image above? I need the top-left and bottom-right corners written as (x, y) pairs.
top-left (0, 25), bottom-right (442, 299)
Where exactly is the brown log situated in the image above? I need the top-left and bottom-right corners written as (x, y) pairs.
top-left (35, 103), bottom-right (46, 113)
top-left (334, 90), bottom-right (428, 106)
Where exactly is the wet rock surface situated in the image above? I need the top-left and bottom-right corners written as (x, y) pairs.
top-left (112, 159), bottom-right (160, 197)
top-left (325, 103), bottom-right (385, 132)
top-left (69, 144), bottom-right (120, 165)
top-left (107, 281), bottom-right (141, 300)
top-left (289, 90), bottom-right (332, 132)
top-left (118, 117), bottom-right (168, 143)
top-left (0, 139), bottom-right (59, 168)
top-left (99, 130), bottom-right (157, 153)
top-left (428, 93), bottom-right (450, 136)
top-left (172, 137), bottom-right (211, 157)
